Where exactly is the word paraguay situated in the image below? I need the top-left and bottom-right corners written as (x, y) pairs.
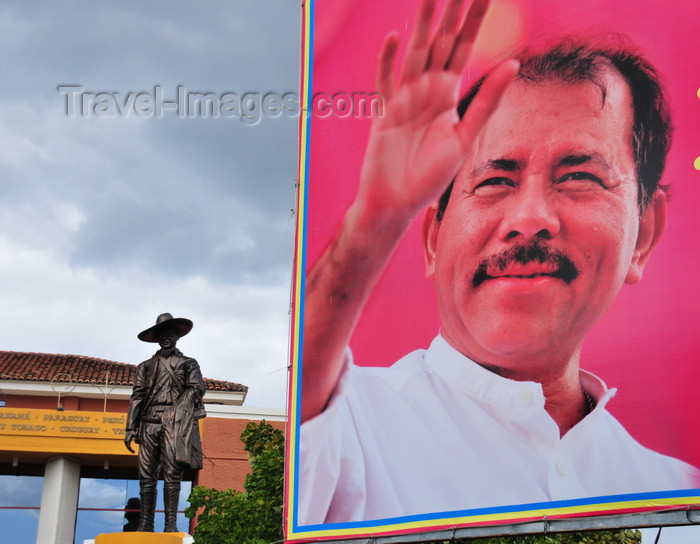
top-left (58, 85), bottom-right (384, 124)
top-left (44, 413), bottom-right (91, 422)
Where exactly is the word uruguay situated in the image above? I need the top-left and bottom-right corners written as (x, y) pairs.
top-left (58, 85), bottom-right (384, 125)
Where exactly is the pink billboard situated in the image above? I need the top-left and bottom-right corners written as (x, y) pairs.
top-left (286, 0), bottom-right (700, 540)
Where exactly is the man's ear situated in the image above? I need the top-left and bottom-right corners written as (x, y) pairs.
top-left (421, 204), bottom-right (440, 279)
top-left (625, 190), bottom-right (666, 284)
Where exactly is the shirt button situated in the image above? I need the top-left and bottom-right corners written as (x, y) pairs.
top-left (555, 460), bottom-right (567, 476)
top-left (520, 389), bottom-right (534, 405)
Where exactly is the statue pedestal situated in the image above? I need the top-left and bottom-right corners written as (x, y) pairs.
top-left (86, 533), bottom-right (193, 544)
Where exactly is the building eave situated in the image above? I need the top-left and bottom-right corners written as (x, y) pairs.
top-left (0, 380), bottom-right (247, 406)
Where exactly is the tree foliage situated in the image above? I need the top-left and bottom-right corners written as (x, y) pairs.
top-left (185, 420), bottom-right (284, 544)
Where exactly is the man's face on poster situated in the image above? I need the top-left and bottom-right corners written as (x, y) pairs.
top-left (423, 69), bottom-right (663, 378)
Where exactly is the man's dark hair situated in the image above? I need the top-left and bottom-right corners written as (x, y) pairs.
top-left (436, 36), bottom-right (672, 221)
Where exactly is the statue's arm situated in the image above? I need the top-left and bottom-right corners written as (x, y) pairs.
top-left (124, 362), bottom-right (148, 452)
top-left (184, 358), bottom-right (206, 403)
top-left (301, 0), bottom-right (517, 424)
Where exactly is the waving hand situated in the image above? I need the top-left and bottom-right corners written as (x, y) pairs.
top-left (302, 0), bottom-right (518, 422)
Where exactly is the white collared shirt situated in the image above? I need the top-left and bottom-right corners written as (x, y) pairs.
top-left (299, 335), bottom-right (699, 524)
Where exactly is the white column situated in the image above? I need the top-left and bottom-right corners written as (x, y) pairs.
top-left (36, 456), bottom-right (81, 544)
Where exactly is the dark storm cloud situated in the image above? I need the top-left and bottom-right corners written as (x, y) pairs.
top-left (0, 1), bottom-right (296, 91)
top-left (0, 0), bottom-right (300, 285)
top-left (69, 185), bottom-right (295, 285)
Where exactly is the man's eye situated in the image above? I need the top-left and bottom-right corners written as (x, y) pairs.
top-left (555, 171), bottom-right (604, 186)
top-left (474, 177), bottom-right (515, 190)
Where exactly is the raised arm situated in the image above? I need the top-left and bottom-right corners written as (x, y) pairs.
top-left (301, 0), bottom-right (518, 422)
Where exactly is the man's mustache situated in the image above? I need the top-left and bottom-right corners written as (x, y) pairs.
top-left (472, 242), bottom-right (579, 287)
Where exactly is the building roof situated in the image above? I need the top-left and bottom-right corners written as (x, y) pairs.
top-left (0, 351), bottom-right (248, 393)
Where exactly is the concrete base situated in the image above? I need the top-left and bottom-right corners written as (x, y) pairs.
top-left (87, 533), bottom-right (193, 544)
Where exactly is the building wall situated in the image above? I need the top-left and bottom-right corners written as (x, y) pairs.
top-left (198, 417), bottom-right (285, 491)
top-left (7, 394), bottom-right (130, 413)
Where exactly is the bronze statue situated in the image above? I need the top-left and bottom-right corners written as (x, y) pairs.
top-left (124, 313), bottom-right (206, 532)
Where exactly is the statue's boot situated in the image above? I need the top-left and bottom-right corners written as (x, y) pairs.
top-left (164, 483), bottom-right (180, 532)
top-left (137, 487), bottom-right (156, 532)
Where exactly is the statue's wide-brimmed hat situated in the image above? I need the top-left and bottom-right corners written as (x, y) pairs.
top-left (138, 313), bottom-right (193, 343)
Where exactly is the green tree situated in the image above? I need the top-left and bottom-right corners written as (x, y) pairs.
top-left (185, 420), bottom-right (640, 544)
top-left (185, 419), bottom-right (284, 544)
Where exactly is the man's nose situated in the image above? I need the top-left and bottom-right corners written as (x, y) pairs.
top-left (497, 180), bottom-right (561, 242)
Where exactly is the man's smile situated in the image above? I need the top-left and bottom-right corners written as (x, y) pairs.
top-left (472, 242), bottom-right (579, 287)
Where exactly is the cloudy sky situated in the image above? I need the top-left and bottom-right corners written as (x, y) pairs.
top-left (0, 0), bottom-right (300, 409)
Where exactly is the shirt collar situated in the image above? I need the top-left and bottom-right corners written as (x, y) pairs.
top-left (423, 335), bottom-right (615, 411)
top-left (157, 347), bottom-right (180, 358)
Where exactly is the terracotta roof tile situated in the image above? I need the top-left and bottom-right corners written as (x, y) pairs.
top-left (0, 351), bottom-right (247, 393)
